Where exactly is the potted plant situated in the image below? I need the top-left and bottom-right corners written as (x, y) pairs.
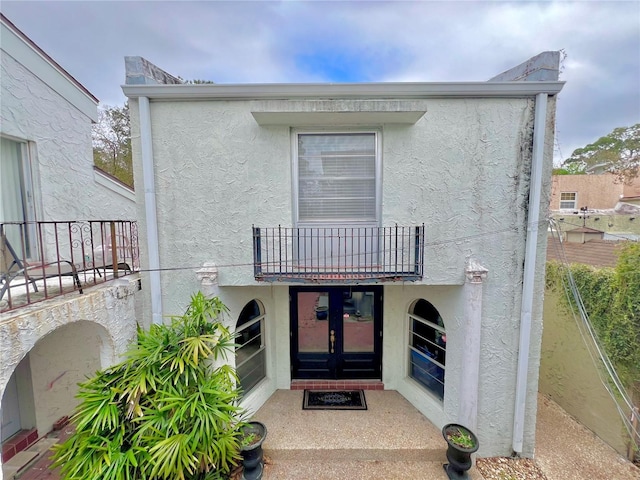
top-left (51, 293), bottom-right (246, 480)
top-left (315, 305), bottom-right (328, 320)
top-left (442, 423), bottom-right (479, 480)
top-left (239, 421), bottom-right (267, 480)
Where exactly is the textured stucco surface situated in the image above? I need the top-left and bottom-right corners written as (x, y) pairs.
top-left (28, 321), bottom-right (106, 435)
top-left (1, 30), bottom-right (140, 453)
top-left (539, 289), bottom-right (628, 455)
top-left (1, 51), bottom-right (135, 221)
top-left (0, 279), bottom-right (139, 441)
top-left (129, 94), bottom-right (556, 457)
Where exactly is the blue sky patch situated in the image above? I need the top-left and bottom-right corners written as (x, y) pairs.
top-left (295, 47), bottom-right (410, 82)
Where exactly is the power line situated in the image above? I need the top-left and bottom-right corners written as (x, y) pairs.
top-left (548, 219), bottom-right (639, 447)
top-left (128, 219), bottom-right (552, 274)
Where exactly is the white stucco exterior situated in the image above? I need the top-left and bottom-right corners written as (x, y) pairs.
top-left (1, 17), bottom-right (135, 221)
top-left (123, 55), bottom-right (561, 458)
top-left (0, 279), bottom-right (139, 434)
top-left (1, 15), bottom-right (139, 469)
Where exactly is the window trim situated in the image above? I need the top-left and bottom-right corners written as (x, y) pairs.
top-left (408, 305), bottom-right (446, 401)
top-left (292, 128), bottom-right (382, 227)
top-left (235, 302), bottom-right (266, 396)
top-left (559, 192), bottom-right (577, 210)
top-left (1, 135), bottom-right (39, 258)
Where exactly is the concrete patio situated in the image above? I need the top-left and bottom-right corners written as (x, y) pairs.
top-left (5, 391), bottom-right (640, 479)
top-left (252, 389), bottom-right (482, 480)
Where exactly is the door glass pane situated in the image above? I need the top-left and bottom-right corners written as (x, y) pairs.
top-left (297, 292), bottom-right (329, 353)
top-left (343, 291), bottom-right (374, 353)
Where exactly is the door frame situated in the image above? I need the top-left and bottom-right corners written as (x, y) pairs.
top-left (289, 285), bottom-right (383, 380)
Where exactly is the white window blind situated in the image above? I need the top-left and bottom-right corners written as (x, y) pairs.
top-left (297, 133), bottom-right (376, 222)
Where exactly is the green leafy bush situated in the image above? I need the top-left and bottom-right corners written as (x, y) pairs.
top-left (51, 293), bottom-right (246, 480)
top-left (546, 242), bottom-right (640, 396)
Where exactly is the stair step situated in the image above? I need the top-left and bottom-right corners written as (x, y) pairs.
top-left (264, 444), bottom-right (447, 462)
top-left (264, 446), bottom-right (444, 462)
top-left (262, 458), bottom-right (485, 480)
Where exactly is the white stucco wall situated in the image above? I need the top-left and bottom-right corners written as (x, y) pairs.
top-left (28, 320), bottom-right (106, 435)
top-left (0, 22), bottom-right (141, 468)
top-left (0, 279), bottom-right (139, 446)
top-left (1, 34), bottom-right (135, 222)
top-left (128, 94), bottom-right (555, 457)
top-left (130, 97), bottom-right (535, 291)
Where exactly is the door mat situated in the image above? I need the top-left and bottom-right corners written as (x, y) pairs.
top-left (302, 389), bottom-right (367, 410)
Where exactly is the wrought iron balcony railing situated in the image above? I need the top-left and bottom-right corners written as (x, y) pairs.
top-left (1, 220), bottom-right (139, 312)
top-left (253, 225), bottom-right (424, 282)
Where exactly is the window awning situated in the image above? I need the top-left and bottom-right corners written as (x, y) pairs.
top-left (251, 100), bottom-right (427, 126)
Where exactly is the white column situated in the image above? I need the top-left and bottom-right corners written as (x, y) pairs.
top-left (458, 260), bottom-right (488, 431)
top-left (196, 262), bottom-right (220, 298)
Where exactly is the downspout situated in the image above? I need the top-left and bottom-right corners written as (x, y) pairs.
top-left (138, 96), bottom-right (163, 324)
top-left (512, 93), bottom-right (548, 453)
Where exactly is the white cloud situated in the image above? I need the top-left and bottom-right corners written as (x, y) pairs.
top-left (2, 0), bottom-right (638, 162)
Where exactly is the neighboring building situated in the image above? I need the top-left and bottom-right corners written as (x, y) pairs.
top-left (550, 173), bottom-right (640, 212)
top-left (546, 235), bottom-right (620, 267)
top-left (1, 14), bottom-right (139, 473)
top-left (550, 174), bottom-right (640, 241)
top-left (123, 51), bottom-right (564, 457)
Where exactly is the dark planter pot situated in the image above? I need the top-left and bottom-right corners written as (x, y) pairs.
top-left (315, 306), bottom-right (328, 320)
top-left (240, 421), bottom-right (267, 480)
top-left (442, 423), bottom-right (479, 480)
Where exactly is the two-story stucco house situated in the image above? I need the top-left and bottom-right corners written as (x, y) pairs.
top-left (1, 14), bottom-right (139, 473)
top-left (123, 51), bottom-right (564, 457)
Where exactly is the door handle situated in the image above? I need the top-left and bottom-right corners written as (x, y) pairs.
top-left (330, 329), bottom-right (335, 353)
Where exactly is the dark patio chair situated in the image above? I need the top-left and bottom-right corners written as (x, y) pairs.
top-left (0, 232), bottom-right (83, 302)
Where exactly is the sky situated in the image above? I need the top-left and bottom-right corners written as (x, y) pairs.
top-left (2, 0), bottom-right (639, 164)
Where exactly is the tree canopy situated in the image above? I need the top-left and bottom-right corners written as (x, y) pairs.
top-left (93, 103), bottom-right (133, 188)
top-left (563, 123), bottom-right (640, 182)
top-left (552, 162), bottom-right (586, 175)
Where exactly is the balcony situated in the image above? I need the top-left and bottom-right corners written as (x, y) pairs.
top-left (252, 225), bottom-right (424, 282)
top-left (1, 220), bottom-right (139, 312)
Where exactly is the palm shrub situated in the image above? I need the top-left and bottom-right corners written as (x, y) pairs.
top-left (51, 292), bottom-right (246, 480)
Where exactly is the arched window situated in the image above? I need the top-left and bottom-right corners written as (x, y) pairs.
top-left (236, 300), bottom-right (266, 395)
top-left (408, 299), bottom-right (446, 400)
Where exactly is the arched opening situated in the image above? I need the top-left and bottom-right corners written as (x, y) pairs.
top-left (408, 299), bottom-right (446, 400)
top-left (235, 300), bottom-right (266, 395)
top-left (1, 320), bottom-right (114, 464)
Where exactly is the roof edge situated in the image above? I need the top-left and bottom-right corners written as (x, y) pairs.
top-left (1, 13), bottom-right (99, 104)
top-left (122, 81), bottom-right (565, 100)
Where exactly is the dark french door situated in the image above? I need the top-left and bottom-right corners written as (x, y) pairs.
top-left (290, 286), bottom-right (382, 379)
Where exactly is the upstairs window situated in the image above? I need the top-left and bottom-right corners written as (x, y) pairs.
top-left (559, 192), bottom-right (577, 210)
top-left (295, 132), bottom-right (379, 224)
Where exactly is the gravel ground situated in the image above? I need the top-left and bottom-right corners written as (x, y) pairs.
top-left (476, 394), bottom-right (640, 480)
top-left (477, 457), bottom-right (548, 479)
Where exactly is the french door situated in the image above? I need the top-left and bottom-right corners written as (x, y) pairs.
top-left (290, 286), bottom-right (382, 379)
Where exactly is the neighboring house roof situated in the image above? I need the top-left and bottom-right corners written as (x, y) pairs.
top-left (566, 226), bottom-right (605, 234)
top-left (547, 237), bottom-right (621, 268)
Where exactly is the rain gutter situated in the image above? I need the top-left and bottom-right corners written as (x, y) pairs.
top-left (138, 96), bottom-right (163, 324)
top-left (512, 93), bottom-right (548, 453)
